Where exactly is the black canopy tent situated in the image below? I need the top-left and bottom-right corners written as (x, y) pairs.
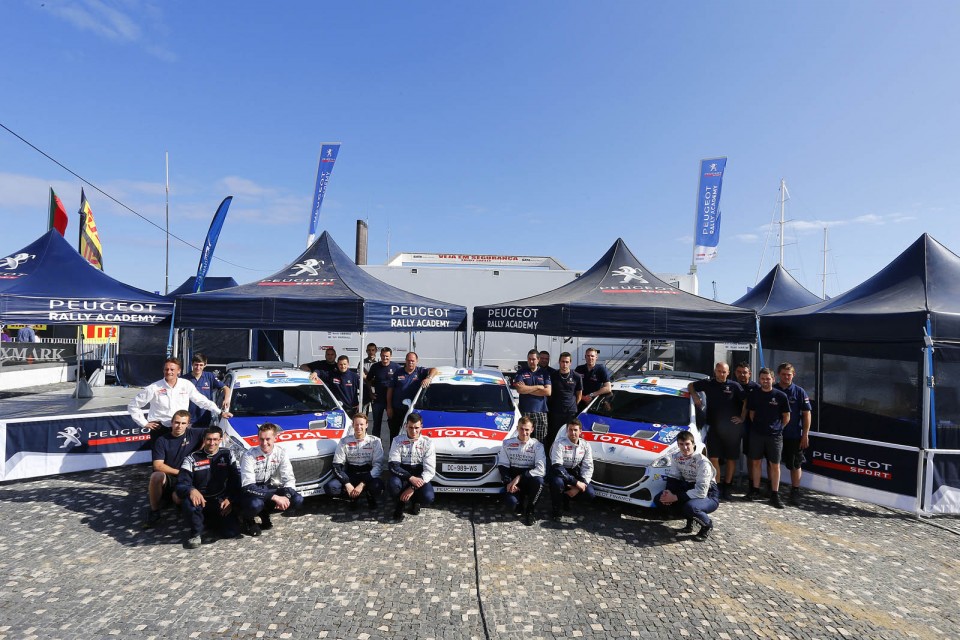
top-left (731, 264), bottom-right (822, 315)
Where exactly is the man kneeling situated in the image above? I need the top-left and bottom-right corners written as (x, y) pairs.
top-left (387, 412), bottom-right (436, 522)
top-left (177, 426), bottom-right (241, 549)
top-left (239, 423), bottom-right (304, 536)
top-left (326, 413), bottom-right (385, 510)
top-left (654, 430), bottom-right (719, 540)
top-left (496, 416), bottom-right (546, 526)
top-left (547, 418), bottom-right (595, 521)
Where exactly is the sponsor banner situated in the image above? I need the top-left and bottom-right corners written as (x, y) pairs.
top-left (803, 433), bottom-right (920, 497)
top-left (9, 298), bottom-right (173, 326)
top-left (582, 431), bottom-right (669, 454)
top-left (194, 196), bottom-right (233, 293)
top-left (1, 344), bottom-right (76, 367)
top-left (1, 412), bottom-right (151, 481)
top-left (388, 305), bottom-right (456, 329)
top-left (306, 143), bottom-right (341, 244)
top-left (483, 306), bottom-right (540, 331)
top-left (421, 427), bottom-right (509, 441)
top-left (924, 450), bottom-right (960, 514)
top-left (693, 157), bottom-right (727, 264)
top-left (241, 428), bottom-right (344, 446)
top-left (404, 254), bottom-right (552, 266)
top-left (433, 486), bottom-right (500, 494)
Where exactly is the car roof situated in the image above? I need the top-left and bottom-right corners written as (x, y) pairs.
top-left (431, 366), bottom-right (508, 385)
top-left (612, 375), bottom-right (702, 393)
top-left (226, 366), bottom-right (310, 384)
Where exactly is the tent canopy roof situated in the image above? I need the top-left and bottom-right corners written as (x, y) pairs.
top-left (174, 231), bottom-right (466, 332)
top-left (473, 238), bottom-right (756, 342)
top-left (167, 276), bottom-right (239, 297)
top-left (0, 230), bottom-right (171, 326)
top-left (732, 264), bottom-right (822, 315)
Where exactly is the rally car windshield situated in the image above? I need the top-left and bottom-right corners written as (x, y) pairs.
top-left (587, 390), bottom-right (690, 427)
top-left (230, 384), bottom-right (339, 416)
top-left (414, 383), bottom-right (514, 413)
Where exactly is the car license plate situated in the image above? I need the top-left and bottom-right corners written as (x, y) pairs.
top-left (442, 463), bottom-right (482, 473)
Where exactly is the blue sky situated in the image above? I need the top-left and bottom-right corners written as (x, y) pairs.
top-left (1, 1), bottom-right (957, 302)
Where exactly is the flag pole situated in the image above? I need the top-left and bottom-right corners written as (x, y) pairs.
top-left (165, 151), bottom-right (170, 295)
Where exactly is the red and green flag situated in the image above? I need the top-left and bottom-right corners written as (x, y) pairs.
top-left (48, 187), bottom-right (68, 236)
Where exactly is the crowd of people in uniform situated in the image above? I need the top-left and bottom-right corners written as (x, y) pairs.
top-left (127, 347), bottom-right (811, 548)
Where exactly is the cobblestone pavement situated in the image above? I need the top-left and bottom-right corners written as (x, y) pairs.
top-left (1, 468), bottom-right (958, 640)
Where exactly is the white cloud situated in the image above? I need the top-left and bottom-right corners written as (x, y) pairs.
top-left (734, 233), bottom-right (761, 243)
top-left (217, 176), bottom-right (277, 199)
top-left (44, 0), bottom-right (176, 61)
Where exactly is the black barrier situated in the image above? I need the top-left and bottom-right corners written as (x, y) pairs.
top-left (803, 433), bottom-right (921, 498)
top-left (1, 343), bottom-right (77, 367)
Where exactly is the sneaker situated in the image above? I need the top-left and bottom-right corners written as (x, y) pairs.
top-left (522, 512), bottom-right (535, 527)
top-left (770, 492), bottom-right (784, 509)
top-left (410, 501), bottom-right (421, 516)
top-left (246, 520), bottom-right (262, 537)
top-left (695, 524), bottom-right (712, 540)
top-left (789, 487), bottom-right (801, 506)
top-left (678, 519), bottom-right (695, 534)
top-left (513, 503), bottom-right (524, 517)
top-left (141, 510), bottom-right (162, 529)
top-left (201, 533), bottom-right (217, 545)
top-left (260, 514), bottom-right (273, 530)
top-left (184, 535), bottom-right (201, 550)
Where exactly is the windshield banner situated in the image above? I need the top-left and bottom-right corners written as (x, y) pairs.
top-left (693, 157), bottom-right (726, 264)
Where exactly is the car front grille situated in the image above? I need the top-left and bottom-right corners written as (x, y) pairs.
top-left (591, 460), bottom-right (648, 488)
top-left (291, 454), bottom-right (333, 485)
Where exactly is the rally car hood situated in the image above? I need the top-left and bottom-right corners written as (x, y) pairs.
top-left (221, 412), bottom-right (348, 457)
top-left (418, 410), bottom-right (516, 455)
top-left (579, 413), bottom-right (687, 462)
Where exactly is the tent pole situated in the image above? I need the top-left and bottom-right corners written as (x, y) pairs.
top-left (165, 301), bottom-right (177, 358)
top-left (357, 331), bottom-right (365, 411)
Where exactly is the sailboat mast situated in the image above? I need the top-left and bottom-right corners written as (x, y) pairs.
top-left (821, 226), bottom-right (828, 298)
top-left (778, 178), bottom-right (789, 266)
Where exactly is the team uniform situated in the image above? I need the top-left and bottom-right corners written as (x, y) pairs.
top-left (575, 363), bottom-right (610, 408)
top-left (367, 361), bottom-right (401, 439)
top-left (746, 388), bottom-right (791, 463)
top-left (151, 427), bottom-right (205, 497)
top-left (387, 434), bottom-right (437, 509)
top-left (692, 378), bottom-right (745, 461)
top-left (128, 378), bottom-right (222, 429)
top-left (496, 437), bottom-right (546, 516)
top-left (181, 370), bottom-right (224, 427)
top-left (326, 433), bottom-right (385, 506)
top-left (778, 383), bottom-right (813, 470)
top-left (547, 369), bottom-right (583, 448)
top-left (513, 366), bottom-right (551, 442)
top-left (177, 447), bottom-right (241, 540)
top-left (388, 366), bottom-right (431, 438)
top-left (239, 445), bottom-right (304, 523)
top-left (655, 449), bottom-right (720, 531)
top-left (548, 435), bottom-right (595, 516)
top-left (320, 369), bottom-right (362, 415)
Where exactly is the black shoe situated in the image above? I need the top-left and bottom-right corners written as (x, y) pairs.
top-left (260, 514), bottom-right (273, 530)
top-left (392, 507), bottom-right (405, 523)
top-left (522, 512), bottom-right (535, 526)
top-left (201, 533), bottom-right (217, 545)
top-left (367, 495), bottom-right (379, 509)
top-left (695, 524), bottom-right (712, 539)
top-left (513, 503), bottom-right (524, 517)
top-left (246, 520), bottom-right (262, 537)
top-left (141, 510), bottom-right (162, 529)
top-left (721, 484), bottom-right (734, 501)
top-left (550, 510), bottom-right (562, 522)
top-left (348, 499), bottom-right (359, 511)
top-left (744, 488), bottom-right (761, 501)
top-left (184, 535), bottom-right (201, 550)
top-left (410, 501), bottom-right (421, 516)
top-left (789, 487), bottom-right (801, 506)
top-left (678, 519), bottom-right (694, 534)
top-left (770, 492), bottom-right (784, 509)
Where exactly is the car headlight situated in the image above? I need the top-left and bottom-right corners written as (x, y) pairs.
top-left (651, 455), bottom-right (670, 468)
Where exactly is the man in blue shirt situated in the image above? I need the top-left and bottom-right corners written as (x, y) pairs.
top-left (776, 362), bottom-right (813, 506)
top-left (547, 352), bottom-right (582, 449)
top-left (319, 356), bottom-right (361, 416)
top-left (746, 368), bottom-right (791, 508)
top-left (575, 348), bottom-right (611, 410)
top-left (181, 353), bottom-right (225, 428)
top-left (16, 325), bottom-right (37, 342)
top-left (689, 362), bottom-right (744, 500)
top-left (513, 349), bottom-right (552, 442)
top-left (386, 352), bottom-right (437, 440)
top-left (143, 409), bottom-right (205, 529)
top-left (367, 347), bottom-right (401, 440)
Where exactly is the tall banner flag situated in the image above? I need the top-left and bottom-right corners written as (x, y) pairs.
top-left (693, 157), bottom-right (727, 265)
top-left (79, 188), bottom-right (104, 270)
top-left (306, 142), bottom-right (341, 247)
top-left (193, 196), bottom-right (233, 293)
top-left (48, 188), bottom-right (68, 236)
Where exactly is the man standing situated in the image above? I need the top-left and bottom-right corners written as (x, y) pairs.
top-left (386, 352), bottom-right (437, 440)
top-left (746, 368), bottom-right (791, 508)
top-left (143, 409), bottom-right (204, 528)
top-left (362, 342), bottom-right (378, 414)
top-left (239, 423), bottom-right (304, 536)
top-left (387, 413), bottom-right (436, 522)
top-left (317, 356), bottom-right (361, 416)
top-left (513, 349), bottom-right (551, 443)
top-left (16, 325), bottom-right (37, 342)
top-left (496, 416), bottom-right (546, 526)
top-left (177, 426), bottom-right (241, 549)
top-left (128, 357), bottom-right (230, 430)
top-left (776, 363), bottom-right (813, 506)
top-left (300, 347), bottom-right (338, 375)
top-left (688, 362), bottom-right (744, 500)
top-left (367, 347), bottom-right (400, 440)
top-left (181, 353), bottom-right (225, 428)
top-left (548, 419), bottom-right (595, 521)
top-left (575, 348), bottom-right (611, 410)
top-left (537, 351), bottom-right (554, 377)
top-left (327, 413), bottom-right (385, 510)
top-left (547, 352), bottom-right (583, 449)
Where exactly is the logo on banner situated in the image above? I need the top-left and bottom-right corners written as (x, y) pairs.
top-left (1, 253), bottom-right (34, 270)
top-left (611, 266), bottom-right (648, 284)
top-left (57, 427), bottom-right (83, 449)
top-left (291, 259), bottom-right (325, 276)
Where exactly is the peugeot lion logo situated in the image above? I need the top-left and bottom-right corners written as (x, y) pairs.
top-left (1, 253), bottom-right (34, 270)
top-left (57, 427), bottom-right (82, 449)
top-left (709, 162), bottom-right (718, 172)
top-left (290, 259), bottom-right (325, 276)
top-left (611, 266), bottom-right (648, 284)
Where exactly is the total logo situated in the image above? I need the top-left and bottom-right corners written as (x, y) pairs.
top-left (422, 427), bottom-right (508, 441)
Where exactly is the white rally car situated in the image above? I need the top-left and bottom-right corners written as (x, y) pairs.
top-left (578, 374), bottom-right (706, 507)
top-left (405, 367), bottom-right (520, 493)
top-left (218, 362), bottom-right (350, 497)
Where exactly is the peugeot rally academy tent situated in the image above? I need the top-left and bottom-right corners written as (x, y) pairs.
top-left (473, 238), bottom-right (756, 342)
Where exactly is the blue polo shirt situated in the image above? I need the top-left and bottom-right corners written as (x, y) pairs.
top-left (391, 366), bottom-right (430, 409)
top-left (322, 369), bottom-right (361, 410)
top-left (549, 369), bottom-right (583, 414)
top-left (367, 361), bottom-right (401, 401)
top-left (777, 383), bottom-right (812, 439)
top-left (746, 388), bottom-right (791, 435)
top-left (575, 363), bottom-right (610, 396)
top-left (514, 366), bottom-right (550, 414)
top-left (152, 427), bottom-right (205, 471)
top-left (181, 370), bottom-right (224, 426)
top-left (691, 378), bottom-right (744, 428)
